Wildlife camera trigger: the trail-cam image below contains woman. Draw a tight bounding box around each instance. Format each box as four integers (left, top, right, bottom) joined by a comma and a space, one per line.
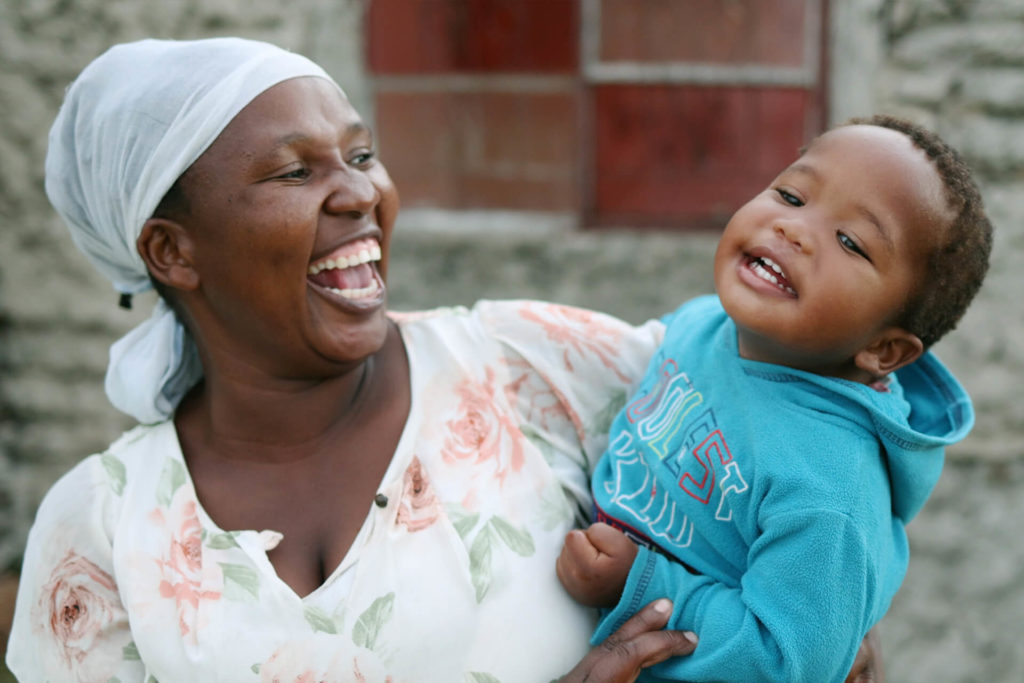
5, 38, 880, 682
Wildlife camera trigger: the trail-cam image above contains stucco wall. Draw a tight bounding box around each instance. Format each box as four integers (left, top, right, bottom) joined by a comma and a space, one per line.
2, 1, 1022, 680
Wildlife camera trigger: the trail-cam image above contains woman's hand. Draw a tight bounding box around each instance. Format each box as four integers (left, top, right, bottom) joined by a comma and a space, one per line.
557, 523, 639, 607
561, 599, 698, 683
844, 628, 885, 682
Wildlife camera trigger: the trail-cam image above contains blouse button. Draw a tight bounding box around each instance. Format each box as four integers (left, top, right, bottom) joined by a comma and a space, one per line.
373, 493, 389, 508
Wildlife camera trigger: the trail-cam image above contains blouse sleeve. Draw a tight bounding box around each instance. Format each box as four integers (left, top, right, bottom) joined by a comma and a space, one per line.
5, 455, 145, 682
476, 300, 664, 519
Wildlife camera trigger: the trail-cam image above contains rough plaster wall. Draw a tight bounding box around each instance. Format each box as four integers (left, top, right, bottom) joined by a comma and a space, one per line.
0, 0, 371, 569
1, 0, 1023, 679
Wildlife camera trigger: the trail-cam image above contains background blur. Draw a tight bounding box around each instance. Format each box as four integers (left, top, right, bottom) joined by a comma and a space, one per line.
1, 1, 1022, 680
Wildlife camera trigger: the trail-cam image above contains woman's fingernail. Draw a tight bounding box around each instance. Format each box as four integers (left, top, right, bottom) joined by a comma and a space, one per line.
653, 599, 672, 614
682, 630, 698, 644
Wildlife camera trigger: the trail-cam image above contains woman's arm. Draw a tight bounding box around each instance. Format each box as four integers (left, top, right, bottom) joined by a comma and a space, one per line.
5, 456, 144, 681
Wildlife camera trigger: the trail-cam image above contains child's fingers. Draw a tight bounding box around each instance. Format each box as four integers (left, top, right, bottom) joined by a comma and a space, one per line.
557, 530, 598, 592
562, 528, 600, 563
584, 522, 635, 556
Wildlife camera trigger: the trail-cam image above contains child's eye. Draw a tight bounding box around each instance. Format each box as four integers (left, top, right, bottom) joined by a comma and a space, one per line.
776, 189, 803, 207
837, 231, 871, 261
350, 150, 376, 167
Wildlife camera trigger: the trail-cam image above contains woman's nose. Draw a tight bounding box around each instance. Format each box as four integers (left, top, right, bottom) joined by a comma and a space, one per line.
324, 168, 379, 217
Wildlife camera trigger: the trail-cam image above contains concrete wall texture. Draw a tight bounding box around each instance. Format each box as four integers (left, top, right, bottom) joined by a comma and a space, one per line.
1, 1, 1022, 680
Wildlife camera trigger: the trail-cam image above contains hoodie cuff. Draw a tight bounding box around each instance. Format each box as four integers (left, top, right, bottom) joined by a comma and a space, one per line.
592, 545, 667, 645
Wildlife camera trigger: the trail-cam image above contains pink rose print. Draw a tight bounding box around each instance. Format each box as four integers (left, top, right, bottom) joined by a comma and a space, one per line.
259, 635, 393, 682
442, 367, 525, 482
154, 498, 222, 642
517, 303, 630, 383
395, 457, 442, 532
34, 550, 127, 679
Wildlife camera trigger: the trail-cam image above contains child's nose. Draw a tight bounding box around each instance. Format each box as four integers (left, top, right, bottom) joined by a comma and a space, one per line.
773, 221, 811, 253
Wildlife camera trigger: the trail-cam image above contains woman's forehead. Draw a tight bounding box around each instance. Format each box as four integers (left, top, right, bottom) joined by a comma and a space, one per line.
211, 77, 358, 152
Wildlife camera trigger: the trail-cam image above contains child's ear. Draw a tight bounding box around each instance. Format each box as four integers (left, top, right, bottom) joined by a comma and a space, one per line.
137, 218, 199, 291
854, 328, 924, 378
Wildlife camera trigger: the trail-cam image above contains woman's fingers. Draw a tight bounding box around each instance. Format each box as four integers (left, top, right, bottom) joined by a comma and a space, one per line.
845, 628, 885, 683
602, 599, 697, 663
561, 599, 698, 682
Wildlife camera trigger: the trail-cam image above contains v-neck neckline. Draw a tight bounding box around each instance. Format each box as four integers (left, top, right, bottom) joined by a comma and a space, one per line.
160, 321, 421, 602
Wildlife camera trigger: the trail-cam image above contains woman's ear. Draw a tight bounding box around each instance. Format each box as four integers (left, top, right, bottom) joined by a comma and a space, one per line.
137, 218, 200, 291
854, 328, 924, 379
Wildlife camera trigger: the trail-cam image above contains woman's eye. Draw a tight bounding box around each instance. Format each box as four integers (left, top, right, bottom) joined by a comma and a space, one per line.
838, 231, 871, 261
276, 167, 309, 180
776, 189, 803, 207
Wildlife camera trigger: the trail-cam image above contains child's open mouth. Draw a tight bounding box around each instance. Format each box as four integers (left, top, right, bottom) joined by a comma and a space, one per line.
745, 255, 797, 296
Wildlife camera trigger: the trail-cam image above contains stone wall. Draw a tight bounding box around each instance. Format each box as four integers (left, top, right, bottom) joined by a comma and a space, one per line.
2, 0, 1023, 680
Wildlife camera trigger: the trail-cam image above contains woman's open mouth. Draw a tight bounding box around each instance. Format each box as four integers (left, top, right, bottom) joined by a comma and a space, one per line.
307, 238, 384, 303
744, 255, 797, 297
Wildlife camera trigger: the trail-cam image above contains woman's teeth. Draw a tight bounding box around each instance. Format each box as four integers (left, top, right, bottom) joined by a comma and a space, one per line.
328, 279, 380, 300
308, 242, 382, 275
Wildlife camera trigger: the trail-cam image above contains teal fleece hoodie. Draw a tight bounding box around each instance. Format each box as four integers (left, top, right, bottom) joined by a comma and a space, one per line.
591, 296, 973, 682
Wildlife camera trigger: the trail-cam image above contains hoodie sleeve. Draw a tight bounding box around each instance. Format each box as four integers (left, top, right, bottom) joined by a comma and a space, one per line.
593, 509, 878, 683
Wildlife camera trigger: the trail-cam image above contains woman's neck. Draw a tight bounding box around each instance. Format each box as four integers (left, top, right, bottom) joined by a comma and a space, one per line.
176, 324, 405, 464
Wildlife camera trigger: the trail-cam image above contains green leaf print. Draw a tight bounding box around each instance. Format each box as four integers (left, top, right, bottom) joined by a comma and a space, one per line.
469, 525, 495, 602
206, 531, 241, 549
250, 663, 261, 674
303, 605, 339, 634
122, 641, 140, 660
352, 592, 396, 651
536, 483, 573, 532
490, 516, 535, 557
587, 388, 628, 439
447, 505, 481, 540
156, 458, 187, 507
466, 673, 503, 683
219, 562, 260, 601
520, 424, 556, 463
101, 454, 127, 496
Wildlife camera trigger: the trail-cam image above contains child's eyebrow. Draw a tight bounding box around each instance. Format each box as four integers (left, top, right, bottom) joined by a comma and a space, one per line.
787, 162, 895, 254
855, 204, 896, 254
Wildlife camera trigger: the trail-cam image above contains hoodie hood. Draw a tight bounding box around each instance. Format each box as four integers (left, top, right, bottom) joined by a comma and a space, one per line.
876, 353, 973, 521
756, 350, 972, 523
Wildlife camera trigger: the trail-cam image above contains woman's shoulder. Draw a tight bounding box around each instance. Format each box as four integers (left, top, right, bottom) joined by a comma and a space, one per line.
32, 422, 176, 526
394, 299, 665, 381
472, 299, 665, 355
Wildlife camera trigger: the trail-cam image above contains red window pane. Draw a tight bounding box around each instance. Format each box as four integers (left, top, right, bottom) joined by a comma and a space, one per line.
600, 0, 808, 66
376, 90, 579, 210
368, 0, 579, 74
591, 85, 811, 229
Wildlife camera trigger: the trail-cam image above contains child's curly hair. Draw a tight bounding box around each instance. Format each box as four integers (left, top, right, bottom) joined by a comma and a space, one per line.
846, 114, 993, 349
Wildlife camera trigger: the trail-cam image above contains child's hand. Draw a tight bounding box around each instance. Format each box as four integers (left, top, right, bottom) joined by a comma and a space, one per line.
557, 522, 639, 608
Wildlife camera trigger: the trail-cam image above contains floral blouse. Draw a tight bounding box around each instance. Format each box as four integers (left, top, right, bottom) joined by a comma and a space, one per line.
7, 301, 664, 683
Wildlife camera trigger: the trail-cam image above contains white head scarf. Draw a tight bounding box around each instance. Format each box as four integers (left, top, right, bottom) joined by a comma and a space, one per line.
46, 37, 342, 423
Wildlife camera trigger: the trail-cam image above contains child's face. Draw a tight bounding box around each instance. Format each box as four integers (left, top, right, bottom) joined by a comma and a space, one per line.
713, 124, 951, 378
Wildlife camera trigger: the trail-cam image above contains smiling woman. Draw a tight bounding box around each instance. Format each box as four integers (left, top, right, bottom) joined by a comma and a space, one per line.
4, 38, 705, 682
140, 76, 399, 385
